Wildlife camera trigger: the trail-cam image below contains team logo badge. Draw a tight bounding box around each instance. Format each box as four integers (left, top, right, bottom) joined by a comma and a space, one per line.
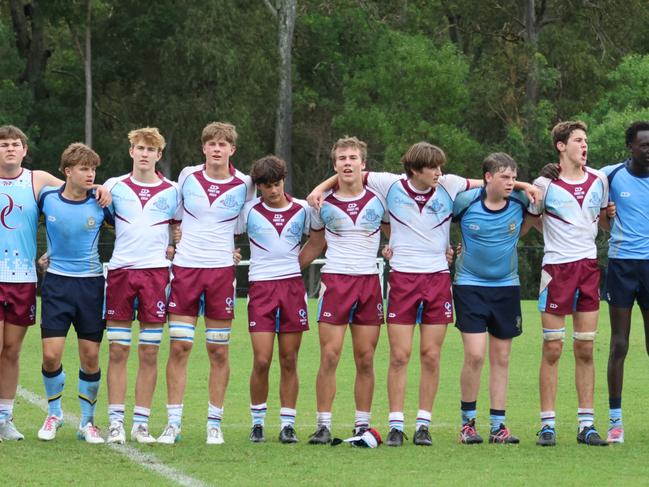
86, 217, 96, 229
156, 300, 166, 316
0, 193, 22, 229
429, 200, 444, 213
509, 222, 517, 234
222, 194, 238, 209
154, 197, 169, 211
249, 321, 257, 327
363, 208, 380, 223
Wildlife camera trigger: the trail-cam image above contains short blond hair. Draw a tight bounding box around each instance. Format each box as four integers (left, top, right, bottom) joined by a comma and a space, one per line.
128, 127, 165, 151
201, 122, 237, 145
59, 143, 100, 172
330, 136, 367, 163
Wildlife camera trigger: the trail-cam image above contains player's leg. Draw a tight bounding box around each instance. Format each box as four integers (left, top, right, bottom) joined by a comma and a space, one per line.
38, 334, 67, 441
249, 331, 274, 443
488, 336, 518, 443
106, 319, 133, 442
459, 331, 486, 444
205, 317, 232, 445
607, 306, 631, 443
538, 311, 564, 443
386, 323, 415, 445
77, 335, 104, 444
164, 313, 196, 432
310, 322, 346, 444
277, 331, 302, 443
350, 324, 380, 433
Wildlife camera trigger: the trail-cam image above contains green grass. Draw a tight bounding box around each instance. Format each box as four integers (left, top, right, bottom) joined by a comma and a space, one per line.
2, 300, 649, 486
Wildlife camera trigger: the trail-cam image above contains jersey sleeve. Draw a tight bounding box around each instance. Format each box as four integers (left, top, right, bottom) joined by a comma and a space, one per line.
103, 177, 120, 193
440, 174, 470, 199
294, 198, 311, 236
452, 187, 480, 218
595, 169, 609, 208
310, 205, 324, 232
237, 200, 254, 236
529, 177, 549, 215
103, 206, 115, 226
365, 172, 401, 198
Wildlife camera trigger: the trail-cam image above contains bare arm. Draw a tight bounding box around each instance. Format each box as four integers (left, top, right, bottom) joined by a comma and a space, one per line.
466, 178, 483, 190
520, 213, 541, 237
306, 175, 338, 209
598, 206, 612, 232
299, 230, 326, 270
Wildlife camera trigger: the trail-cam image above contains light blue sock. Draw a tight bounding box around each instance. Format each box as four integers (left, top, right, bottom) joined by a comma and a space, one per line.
78, 369, 100, 428
43, 366, 65, 418
489, 409, 506, 432
250, 403, 267, 427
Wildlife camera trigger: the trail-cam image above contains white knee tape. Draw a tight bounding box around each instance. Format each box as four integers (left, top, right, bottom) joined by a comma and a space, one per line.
107, 327, 132, 346
543, 328, 565, 342
573, 331, 597, 341
169, 322, 195, 342
206, 327, 231, 345
139, 327, 163, 347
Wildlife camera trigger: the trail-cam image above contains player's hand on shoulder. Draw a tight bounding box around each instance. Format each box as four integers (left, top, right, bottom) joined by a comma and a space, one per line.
606, 201, 616, 219
233, 248, 242, 265
94, 185, 112, 207
37, 253, 49, 273
539, 163, 560, 180
382, 244, 393, 261
306, 189, 324, 210
520, 182, 542, 205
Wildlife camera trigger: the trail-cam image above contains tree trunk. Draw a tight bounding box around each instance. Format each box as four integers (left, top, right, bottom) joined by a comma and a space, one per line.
524, 0, 540, 109
84, 0, 92, 147
274, 0, 297, 194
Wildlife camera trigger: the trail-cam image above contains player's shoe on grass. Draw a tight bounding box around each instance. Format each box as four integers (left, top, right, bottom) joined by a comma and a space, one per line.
307, 425, 332, 445
131, 423, 156, 444
78, 423, 105, 444
413, 426, 433, 446
0, 419, 25, 441
386, 428, 404, 447
38, 415, 63, 441
157, 424, 182, 444
206, 425, 225, 445
607, 426, 624, 444
279, 425, 298, 444
459, 420, 483, 444
536, 425, 556, 446
250, 424, 265, 443
107, 421, 126, 444
577, 426, 608, 446
488, 424, 520, 444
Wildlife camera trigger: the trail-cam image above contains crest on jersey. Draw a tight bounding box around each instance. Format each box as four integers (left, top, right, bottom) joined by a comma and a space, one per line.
154, 197, 169, 211
86, 217, 96, 229
288, 222, 302, 238
222, 194, 238, 209
508, 222, 516, 234
363, 208, 380, 223
428, 200, 444, 213
0, 193, 23, 230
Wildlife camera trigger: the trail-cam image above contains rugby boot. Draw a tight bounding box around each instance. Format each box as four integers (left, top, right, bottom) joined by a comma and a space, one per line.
459, 419, 483, 444
488, 424, 520, 444
249, 424, 265, 443
307, 425, 332, 445
385, 428, 404, 447
577, 425, 608, 446
413, 426, 432, 446
279, 425, 298, 444
536, 425, 556, 446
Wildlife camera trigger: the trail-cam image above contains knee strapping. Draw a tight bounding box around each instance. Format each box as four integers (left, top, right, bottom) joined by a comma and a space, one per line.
139, 327, 163, 347
573, 331, 597, 341
169, 322, 195, 342
107, 327, 132, 346
206, 327, 231, 345
543, 327, 565, 342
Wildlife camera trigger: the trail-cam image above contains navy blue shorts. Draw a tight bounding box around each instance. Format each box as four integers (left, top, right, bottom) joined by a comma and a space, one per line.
606, 259, 649, 310
453, 285, 522, 339
41, 273, 105, 341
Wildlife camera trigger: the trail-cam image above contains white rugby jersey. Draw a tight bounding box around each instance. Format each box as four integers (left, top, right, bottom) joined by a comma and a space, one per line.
238, 196, 309, 281
311, 188, 387, 275
174, 164, 254, 268
366, 172, 469, 273
530, 167, 608, 265
104, 174, 181, 270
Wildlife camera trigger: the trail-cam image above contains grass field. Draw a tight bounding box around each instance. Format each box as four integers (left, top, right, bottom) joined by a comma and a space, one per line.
2, 300, 649, 486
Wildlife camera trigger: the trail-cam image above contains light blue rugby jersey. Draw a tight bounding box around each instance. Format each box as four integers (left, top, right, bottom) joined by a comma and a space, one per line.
601, 160, 649, 259
452, 188, 528, 286
39, 185, 114, 277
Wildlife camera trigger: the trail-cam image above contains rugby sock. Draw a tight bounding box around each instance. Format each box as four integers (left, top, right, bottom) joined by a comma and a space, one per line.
78, 369, 100, 428
133, 406, 151, 426
389, 411, 404, 432
42, 365, 65, 418
167, 404, 183, 427
250, 403, 267, 427
540, 410, 556, 429
461, 401, 477, 425
280, 407, 296, 428
0, 398, 14, 423
108, 404, 125, 424
609, 397, 622, 428
316, 411, 332, 429
577, 408, 594, 431
355, 410, 371, 433
207, 403, 223, 428
489, 409, 506, 432
415, 409, 431, 431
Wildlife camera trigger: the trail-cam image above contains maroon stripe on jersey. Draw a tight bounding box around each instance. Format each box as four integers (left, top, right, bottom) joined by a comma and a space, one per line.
252, 199, 303, 236
432, 214, 452, 229
115, 213, 131, 223
122, 177, 173, 209
152, 219, 172, 226
551, 171, 598, 208
388, 210, 408, 227
324, 189, 379, 224
544, 209, 572, 225
399, 179, 435, 212
192, 170, 246, 206
249, 237, 270, 252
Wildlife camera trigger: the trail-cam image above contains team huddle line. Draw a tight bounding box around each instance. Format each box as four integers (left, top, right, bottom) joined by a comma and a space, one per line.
0, 119, 648, 449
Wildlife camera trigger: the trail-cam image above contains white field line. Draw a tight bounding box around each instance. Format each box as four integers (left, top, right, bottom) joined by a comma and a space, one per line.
17, 386, 211, 487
